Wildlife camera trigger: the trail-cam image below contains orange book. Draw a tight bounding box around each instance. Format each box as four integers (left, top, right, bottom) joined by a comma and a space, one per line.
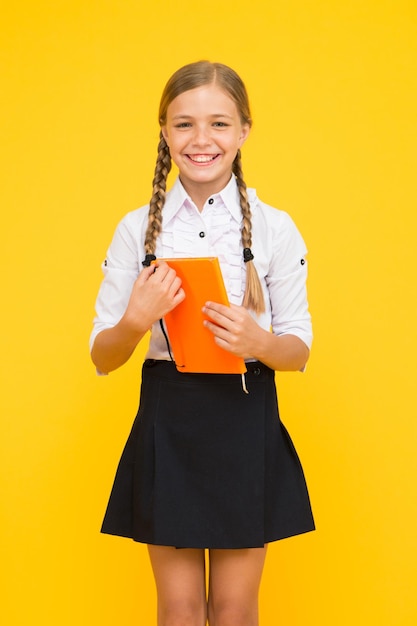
159, 257, 246, 374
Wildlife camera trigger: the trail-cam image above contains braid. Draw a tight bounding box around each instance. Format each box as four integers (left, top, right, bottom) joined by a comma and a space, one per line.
144, 132, 172, 260
233, 150, 265, 315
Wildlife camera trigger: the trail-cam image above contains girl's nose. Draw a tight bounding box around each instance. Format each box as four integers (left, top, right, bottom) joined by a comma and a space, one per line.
192, 126, 211, 146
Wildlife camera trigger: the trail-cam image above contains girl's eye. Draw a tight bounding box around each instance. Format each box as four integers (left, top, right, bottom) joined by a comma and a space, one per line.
175, 122, 192, 128
213, 122, 228, 127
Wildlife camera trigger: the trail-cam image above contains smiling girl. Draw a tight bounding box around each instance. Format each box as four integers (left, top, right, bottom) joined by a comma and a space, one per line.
91, 61, 314, 626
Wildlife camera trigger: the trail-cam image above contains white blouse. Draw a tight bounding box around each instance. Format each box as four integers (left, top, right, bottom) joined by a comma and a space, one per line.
90, 176, 312, 361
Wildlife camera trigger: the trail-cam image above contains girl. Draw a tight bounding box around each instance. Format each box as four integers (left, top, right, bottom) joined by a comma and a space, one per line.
91, 61, 314, 626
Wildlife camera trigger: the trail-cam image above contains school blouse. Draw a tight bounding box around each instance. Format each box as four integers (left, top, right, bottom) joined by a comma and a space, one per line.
90, 176, 312, 361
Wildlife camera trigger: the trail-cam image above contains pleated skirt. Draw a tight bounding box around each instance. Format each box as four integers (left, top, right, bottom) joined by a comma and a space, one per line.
101, 359, 314, 549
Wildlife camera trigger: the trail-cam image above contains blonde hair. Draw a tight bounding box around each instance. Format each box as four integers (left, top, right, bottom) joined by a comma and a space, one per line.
143, 61, 265, 314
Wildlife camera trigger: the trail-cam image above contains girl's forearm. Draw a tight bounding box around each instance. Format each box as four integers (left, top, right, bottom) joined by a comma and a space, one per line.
253, 331, 310, 372
91, 317, 147, 374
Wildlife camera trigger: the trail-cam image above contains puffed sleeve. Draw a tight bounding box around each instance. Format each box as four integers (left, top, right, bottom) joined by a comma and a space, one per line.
266, 211, 312, 350
89, 213, 143, 352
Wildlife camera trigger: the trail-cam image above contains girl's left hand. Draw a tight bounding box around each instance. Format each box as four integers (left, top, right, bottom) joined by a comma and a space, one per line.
202, 301, 264, 360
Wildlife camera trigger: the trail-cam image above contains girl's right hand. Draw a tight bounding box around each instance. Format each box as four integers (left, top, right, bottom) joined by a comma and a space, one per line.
123, 261, 185, 334
91, 261, 185, 374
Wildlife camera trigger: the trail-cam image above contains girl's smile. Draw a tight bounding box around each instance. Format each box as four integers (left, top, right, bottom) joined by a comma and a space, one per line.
186, 154, 220, 164
162, 83, 250, 208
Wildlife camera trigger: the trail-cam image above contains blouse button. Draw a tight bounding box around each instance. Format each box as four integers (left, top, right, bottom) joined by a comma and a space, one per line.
199, 231, 205, 238
253, 367, 261, 376
208, 198, 214, 205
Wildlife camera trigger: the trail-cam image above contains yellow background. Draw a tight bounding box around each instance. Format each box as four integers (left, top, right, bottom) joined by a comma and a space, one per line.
1, 1, 416, 624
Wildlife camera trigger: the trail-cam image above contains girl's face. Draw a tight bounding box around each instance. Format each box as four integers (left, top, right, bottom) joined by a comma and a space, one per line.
162, 83, 250, 203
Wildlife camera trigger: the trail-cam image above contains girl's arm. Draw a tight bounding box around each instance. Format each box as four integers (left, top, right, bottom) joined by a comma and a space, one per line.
91, 262, 185, 374
202, 302, 309, 372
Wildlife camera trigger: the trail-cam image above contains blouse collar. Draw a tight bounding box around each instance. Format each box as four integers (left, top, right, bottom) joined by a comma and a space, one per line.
162, 175, 248, 226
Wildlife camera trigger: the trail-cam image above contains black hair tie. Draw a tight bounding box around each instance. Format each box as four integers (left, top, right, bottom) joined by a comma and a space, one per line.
142, 254, 156, 267
243, 247, 254, 263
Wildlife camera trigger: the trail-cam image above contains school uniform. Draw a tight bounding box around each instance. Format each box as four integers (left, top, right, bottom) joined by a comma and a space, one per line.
91, 176, 315, 549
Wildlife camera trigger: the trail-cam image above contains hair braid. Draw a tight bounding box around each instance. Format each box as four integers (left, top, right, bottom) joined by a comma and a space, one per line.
143, 132, 172, 262
233, 150, 265, 314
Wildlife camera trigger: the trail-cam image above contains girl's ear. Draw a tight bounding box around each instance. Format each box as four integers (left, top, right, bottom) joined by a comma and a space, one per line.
161, 126, 169, 146
238, 123, 250, 147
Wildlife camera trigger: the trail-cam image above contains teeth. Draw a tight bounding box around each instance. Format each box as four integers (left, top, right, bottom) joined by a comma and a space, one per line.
190, 155, 216, 163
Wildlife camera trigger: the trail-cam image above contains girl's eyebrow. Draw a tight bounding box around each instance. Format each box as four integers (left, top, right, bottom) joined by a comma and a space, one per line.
171, 113, 234, 120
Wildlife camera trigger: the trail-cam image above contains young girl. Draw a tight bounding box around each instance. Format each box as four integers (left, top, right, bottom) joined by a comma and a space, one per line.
91, 61, 314, 626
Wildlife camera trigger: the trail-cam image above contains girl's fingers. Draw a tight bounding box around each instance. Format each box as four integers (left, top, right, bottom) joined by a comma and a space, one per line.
203, 302, 234, 324
137, 264, 157, 283
203, 302, 245, 329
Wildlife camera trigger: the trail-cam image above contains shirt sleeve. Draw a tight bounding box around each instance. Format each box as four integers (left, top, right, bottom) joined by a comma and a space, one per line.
89, 215, 142, 352
266, 211, 313, 350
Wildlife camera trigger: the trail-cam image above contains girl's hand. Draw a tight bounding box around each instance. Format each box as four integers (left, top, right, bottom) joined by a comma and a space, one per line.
124, 261, 185, 333
202, 302, 263, 360
202, 301, 310, 371
92, 261, 185, 374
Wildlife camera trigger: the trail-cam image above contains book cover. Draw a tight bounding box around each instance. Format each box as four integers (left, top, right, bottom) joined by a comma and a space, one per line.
159, 257, 246, 374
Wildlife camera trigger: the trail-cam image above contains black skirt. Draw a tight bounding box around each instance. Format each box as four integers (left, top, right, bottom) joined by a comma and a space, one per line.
101, 359, 314, 549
